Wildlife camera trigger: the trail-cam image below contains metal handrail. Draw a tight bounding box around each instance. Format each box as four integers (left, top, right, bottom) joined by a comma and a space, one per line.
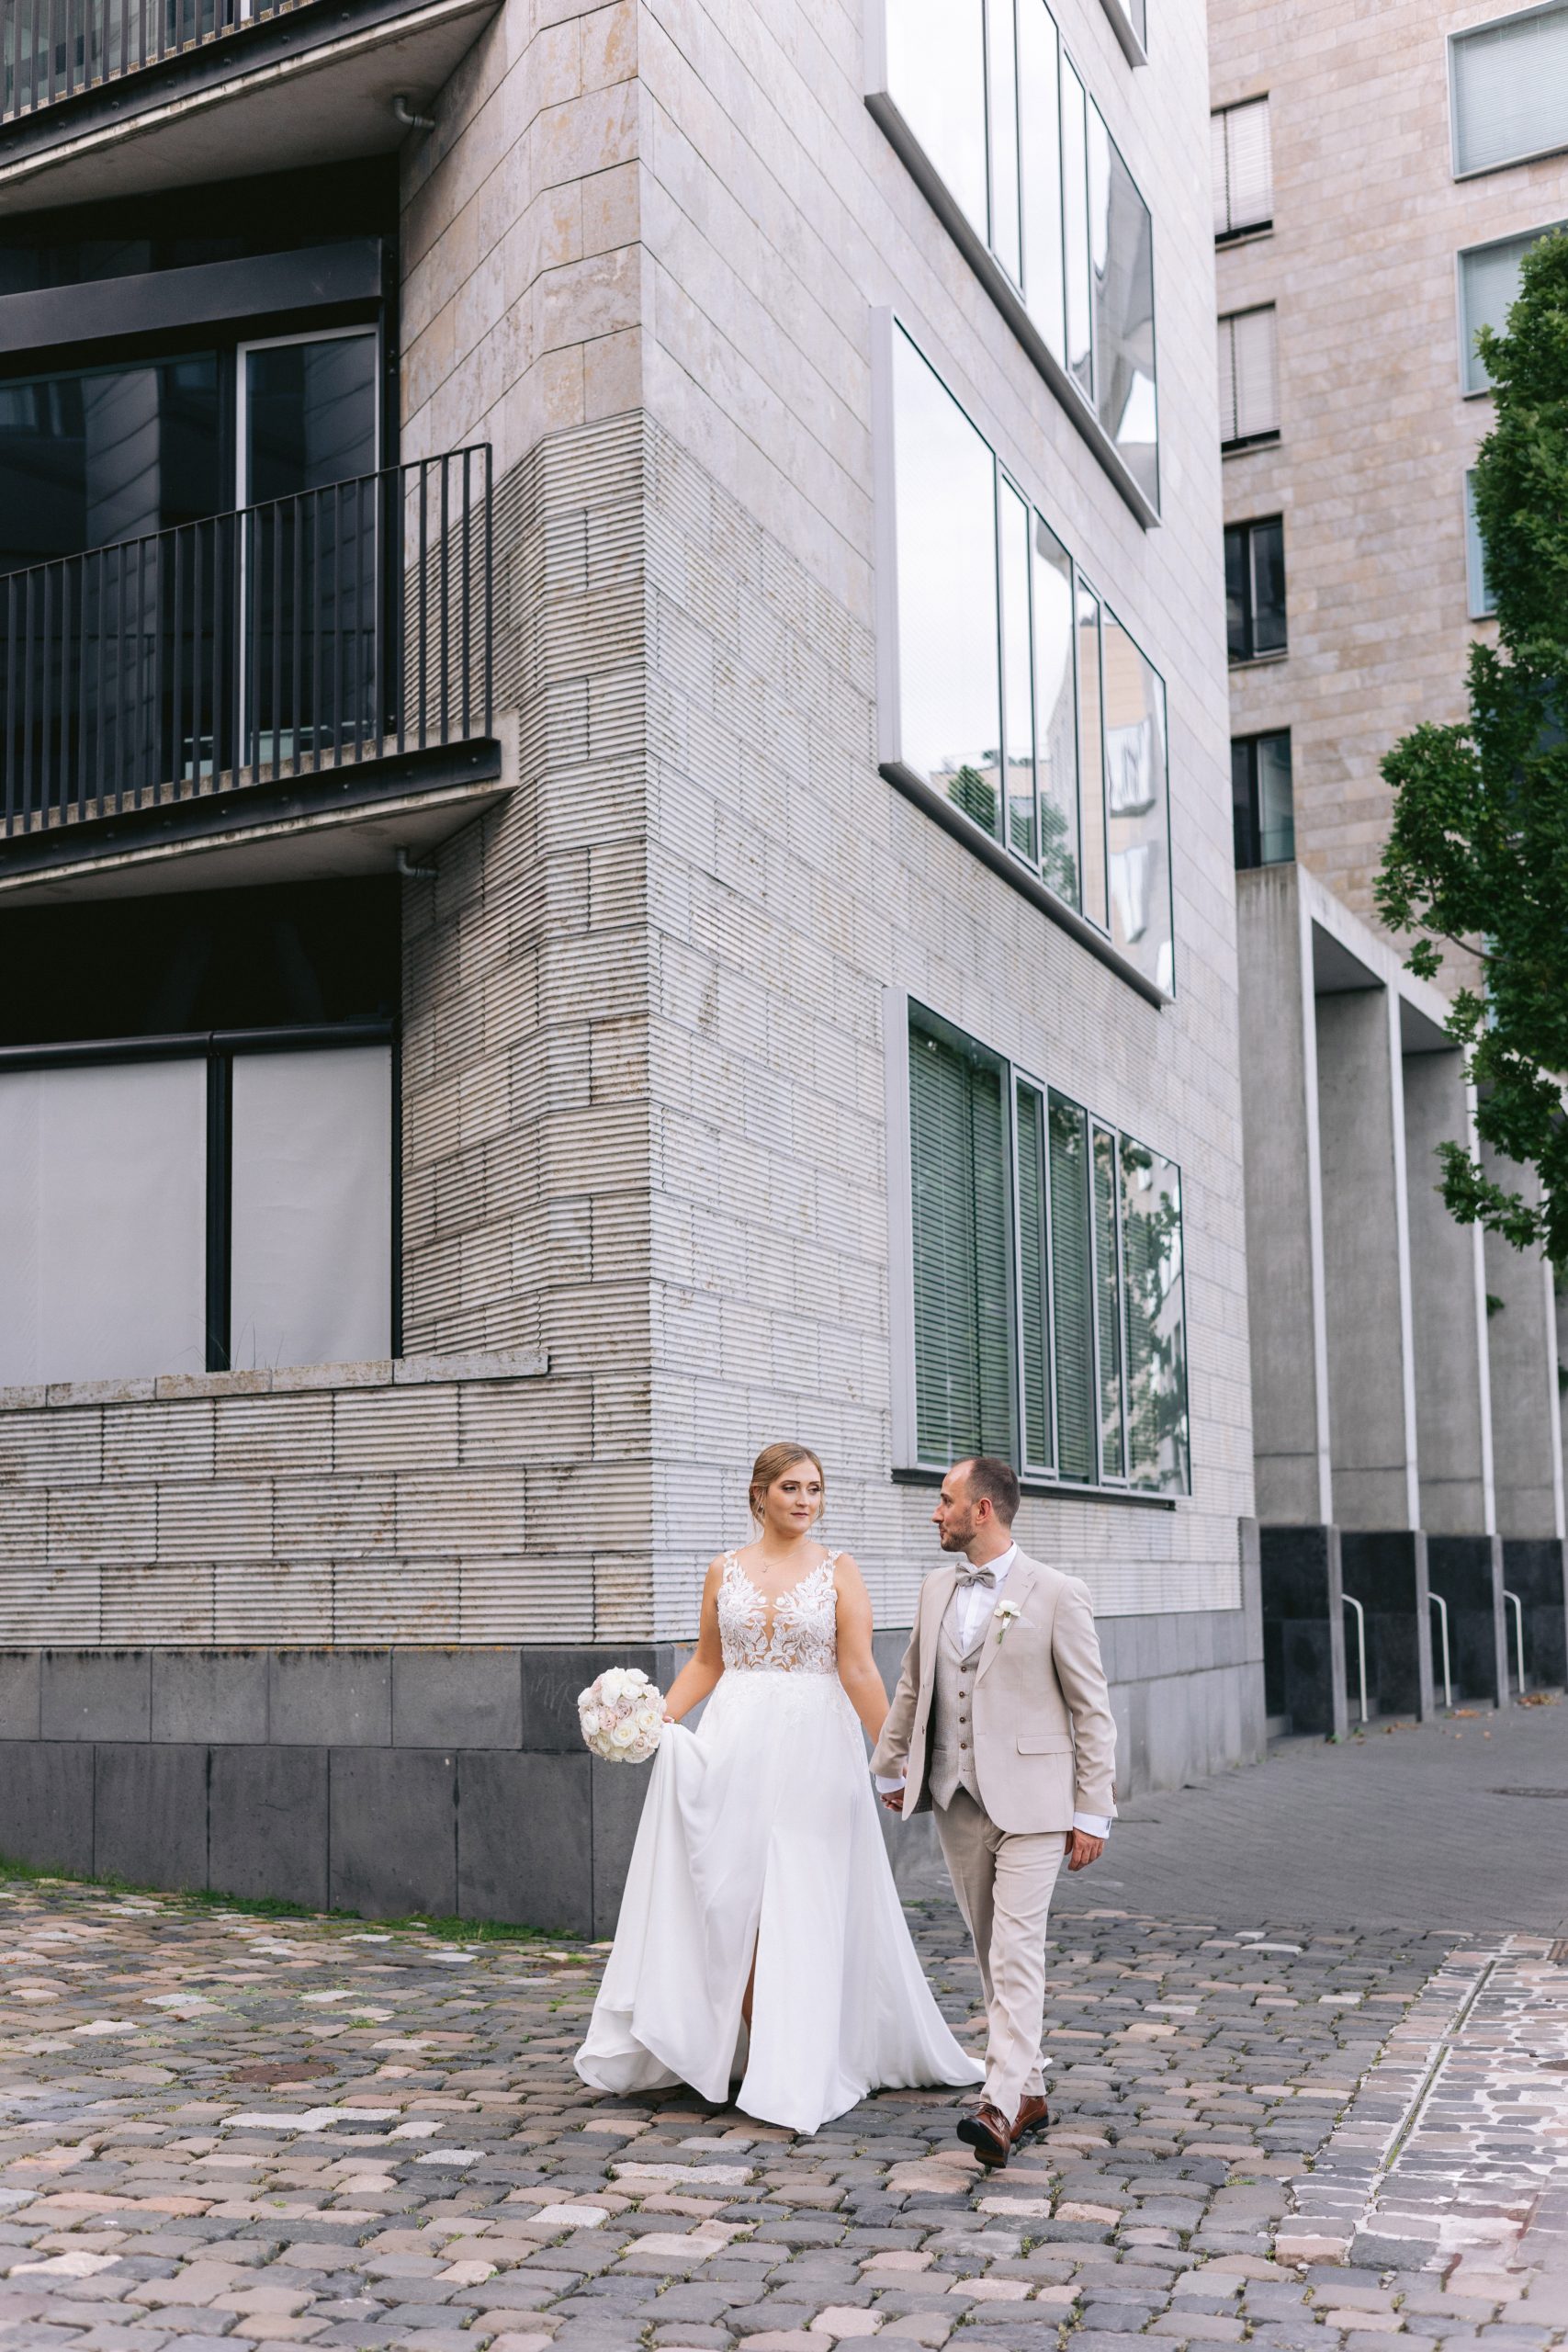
1429, 1590, 1452, 1712
1343, 1593, 1368, 1726
1, 443, 493, 841
1, 0, 306, 124
1504, 1589, 1526, 1697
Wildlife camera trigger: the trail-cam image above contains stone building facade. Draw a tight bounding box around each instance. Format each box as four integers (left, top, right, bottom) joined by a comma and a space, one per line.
1211, 0, 1568, 1724
0, 0, 1258, 1929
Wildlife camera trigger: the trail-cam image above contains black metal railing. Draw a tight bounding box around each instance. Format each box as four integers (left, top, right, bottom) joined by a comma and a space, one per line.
2, 0, 300, 119
1, 445, 492, 842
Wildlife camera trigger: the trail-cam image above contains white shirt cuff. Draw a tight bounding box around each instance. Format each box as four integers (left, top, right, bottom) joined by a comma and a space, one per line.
1072, 1811, 1111, 1838
874, 1773, 907, 1794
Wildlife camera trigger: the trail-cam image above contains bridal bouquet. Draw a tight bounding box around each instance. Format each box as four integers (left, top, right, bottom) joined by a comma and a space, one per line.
578, 1667, 665, 1763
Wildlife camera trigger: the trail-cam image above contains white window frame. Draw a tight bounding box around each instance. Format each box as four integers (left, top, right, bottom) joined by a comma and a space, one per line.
234, 322, 382, 510
886, 984, 1190, 1497
1449, 0, 1568, 179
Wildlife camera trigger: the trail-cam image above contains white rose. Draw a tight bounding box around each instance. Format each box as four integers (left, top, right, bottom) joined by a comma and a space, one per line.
580, 1708, 602, 1737
610, 1721, 638, 1748
600, 1669, 631, 1700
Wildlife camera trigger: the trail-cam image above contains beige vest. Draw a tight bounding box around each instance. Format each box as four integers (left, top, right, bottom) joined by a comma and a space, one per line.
927, 1594, 986, 1811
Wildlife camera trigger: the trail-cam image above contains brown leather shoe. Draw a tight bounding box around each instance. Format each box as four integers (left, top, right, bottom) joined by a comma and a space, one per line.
1010, 2092, 1050, 2145
955, 2099, 1012, 2168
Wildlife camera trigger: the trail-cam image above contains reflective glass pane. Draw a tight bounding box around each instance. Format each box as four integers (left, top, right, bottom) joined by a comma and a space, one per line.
1089, 107, 1158, 503
1017, 0, 1064, 358
1101, 607, 1172, 991
1076, 581, 1108, 927
1000, 477, 1036, 862
891, 329, 1002, 838
1250, 516, 1286, 653
1466, 469, 1495, 618
1032, 512, 1078, 906
243, 334, 378, 503
1120, 1136, 1189, 1493
1256, 730, 1294, 863
1061, 58, 1092, 401
1224, 523, 1249, 662
0, 355, 221, 576
987, 0, 1022, 283
885, 0, 988, 232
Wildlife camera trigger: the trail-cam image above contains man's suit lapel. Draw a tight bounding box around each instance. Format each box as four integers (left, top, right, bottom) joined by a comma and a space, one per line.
976, 1555, 1038, 1683
921, 1566, 960, 1698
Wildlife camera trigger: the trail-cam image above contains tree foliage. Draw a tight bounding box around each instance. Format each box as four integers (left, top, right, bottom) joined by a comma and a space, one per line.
1375, 230, 1568, 1269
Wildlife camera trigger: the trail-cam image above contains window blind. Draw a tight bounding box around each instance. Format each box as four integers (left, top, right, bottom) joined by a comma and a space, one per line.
1092, 1124, 1125, 1480
1048, 1091, 1096, 1482
1016, 1082, 1052, 1472
1218, 306, 1279, 445
1452, 5, 1568, 175
1212, 96, 1272, 237
1459, 227, 1562, 392
1465, 472, 1496, 618
908, 1024, 1014, 1464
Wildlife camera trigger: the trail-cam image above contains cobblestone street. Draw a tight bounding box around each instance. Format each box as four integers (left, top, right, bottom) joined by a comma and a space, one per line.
0, 1710, 1564, 2352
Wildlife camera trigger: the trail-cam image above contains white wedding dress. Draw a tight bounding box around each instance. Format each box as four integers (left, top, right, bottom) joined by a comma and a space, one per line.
574, 1552, 983, 2133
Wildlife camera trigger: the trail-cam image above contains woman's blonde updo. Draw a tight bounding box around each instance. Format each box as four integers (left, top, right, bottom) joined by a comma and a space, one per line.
748, 1442, 826, 1524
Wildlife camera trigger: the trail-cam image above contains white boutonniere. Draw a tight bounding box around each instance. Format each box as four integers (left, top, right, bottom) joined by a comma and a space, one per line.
993, 1598, 1023, 1645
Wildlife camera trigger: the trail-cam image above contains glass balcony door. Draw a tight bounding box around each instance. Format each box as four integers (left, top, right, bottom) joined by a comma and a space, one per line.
235, 327, 379, 771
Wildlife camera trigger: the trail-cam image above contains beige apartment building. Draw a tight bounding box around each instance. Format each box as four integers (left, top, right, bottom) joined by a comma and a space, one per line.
1211, 0, 1568, 1731
0, 0, 1259, 1925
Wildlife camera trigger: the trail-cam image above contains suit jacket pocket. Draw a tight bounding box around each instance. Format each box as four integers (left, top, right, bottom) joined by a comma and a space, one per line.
1017, 1733, 1072, 1755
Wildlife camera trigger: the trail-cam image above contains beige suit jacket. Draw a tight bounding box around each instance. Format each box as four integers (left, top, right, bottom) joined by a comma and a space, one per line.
870, 1551, 1118, 1834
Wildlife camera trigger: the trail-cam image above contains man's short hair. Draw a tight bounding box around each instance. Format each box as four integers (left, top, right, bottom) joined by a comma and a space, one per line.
961, 1454, 1020, 1525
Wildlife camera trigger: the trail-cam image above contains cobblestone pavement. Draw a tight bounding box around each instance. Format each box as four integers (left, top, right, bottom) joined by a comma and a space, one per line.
0, 1802, 1564, 2352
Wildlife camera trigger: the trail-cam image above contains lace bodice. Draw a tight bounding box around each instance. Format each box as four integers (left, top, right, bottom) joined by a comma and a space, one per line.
718, 1553, 839, 1675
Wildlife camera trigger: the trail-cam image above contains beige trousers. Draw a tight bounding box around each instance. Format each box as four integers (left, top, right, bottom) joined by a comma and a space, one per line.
934, 1786, 1066, 2122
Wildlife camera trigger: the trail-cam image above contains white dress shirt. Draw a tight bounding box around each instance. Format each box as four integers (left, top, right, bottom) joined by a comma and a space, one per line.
876, 1543, 1111, 1838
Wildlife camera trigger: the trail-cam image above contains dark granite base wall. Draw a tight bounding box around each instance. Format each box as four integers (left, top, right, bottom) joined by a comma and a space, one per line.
0, 1602, 1267, 1933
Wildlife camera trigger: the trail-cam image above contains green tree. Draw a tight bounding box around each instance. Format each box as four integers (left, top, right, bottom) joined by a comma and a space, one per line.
1375, 229, 1568, 1269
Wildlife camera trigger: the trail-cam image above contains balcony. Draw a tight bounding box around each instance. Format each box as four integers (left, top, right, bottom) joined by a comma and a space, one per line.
0, 0, 498, 209
0, 444, 504, 897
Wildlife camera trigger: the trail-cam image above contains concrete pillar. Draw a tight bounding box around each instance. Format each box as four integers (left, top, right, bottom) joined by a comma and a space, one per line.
1259, 1523, 1348, 1739
1316, 985, 1420, 1531
1340, 1530, 1435, 1721
1235, 866, 1332, 1526
1426, 1532, 1506, 1709
1402, 1050, 1495, 1536
1483, 1152, 1566, 1543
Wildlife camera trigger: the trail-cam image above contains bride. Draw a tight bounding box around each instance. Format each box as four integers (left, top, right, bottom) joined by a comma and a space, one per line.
575, 1442, 982, 2134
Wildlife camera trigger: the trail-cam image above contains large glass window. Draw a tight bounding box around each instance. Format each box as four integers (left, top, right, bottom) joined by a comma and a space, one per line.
1232, 731, 1294, 869
905, 1003, 1191, 1494
1224, 515, 1287, 661
1212, 96, 1272, 239
877, 0, 1159, 505
1101, 610, 1172, 990
1451, 5, 1568, 176
0, 356, 223, 576
889, 332, 1002, 840
0, 879, 398, 1386
908, 1022, 1015, 1464
886, 322, 1175, 991
1218, 306, 1280, 447
1458, 225, 1564, 392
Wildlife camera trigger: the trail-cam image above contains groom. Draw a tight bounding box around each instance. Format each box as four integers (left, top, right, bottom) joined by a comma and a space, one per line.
871, 1455, 1117, 2169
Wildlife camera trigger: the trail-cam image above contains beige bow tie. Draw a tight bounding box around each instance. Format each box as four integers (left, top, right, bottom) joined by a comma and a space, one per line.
953, 1565, 998, 1589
